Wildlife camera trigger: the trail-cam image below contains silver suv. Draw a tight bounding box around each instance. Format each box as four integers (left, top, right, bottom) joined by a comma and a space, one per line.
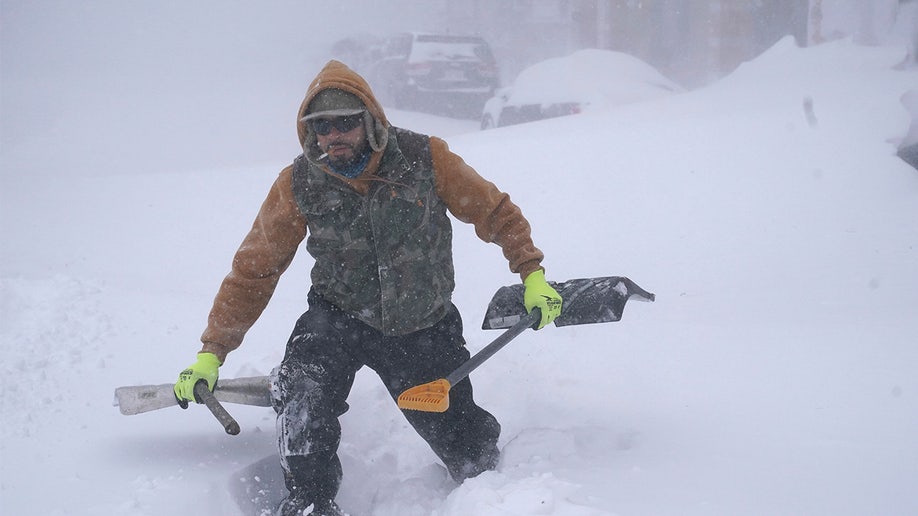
367, 32, 500, 118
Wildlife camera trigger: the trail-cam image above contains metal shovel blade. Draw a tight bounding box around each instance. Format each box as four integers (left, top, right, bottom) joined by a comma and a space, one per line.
482, 276, 655, 330
114, 375, 272, 415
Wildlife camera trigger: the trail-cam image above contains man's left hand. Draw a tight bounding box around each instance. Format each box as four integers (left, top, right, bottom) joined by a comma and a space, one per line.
523, 270, 563, 329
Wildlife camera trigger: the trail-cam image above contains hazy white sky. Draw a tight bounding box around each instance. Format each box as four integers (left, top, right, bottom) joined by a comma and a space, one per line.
1, 1, 441, 177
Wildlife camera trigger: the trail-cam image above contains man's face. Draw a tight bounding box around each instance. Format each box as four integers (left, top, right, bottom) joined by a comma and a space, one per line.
312, 114, 369, 168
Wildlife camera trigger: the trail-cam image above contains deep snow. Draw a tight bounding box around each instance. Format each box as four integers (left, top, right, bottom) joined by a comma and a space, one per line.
3, 36, 918, 515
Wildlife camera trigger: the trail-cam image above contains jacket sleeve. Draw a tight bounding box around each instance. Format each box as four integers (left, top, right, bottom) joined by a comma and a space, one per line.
200, 166, 307, 362
430, 136, 544, 282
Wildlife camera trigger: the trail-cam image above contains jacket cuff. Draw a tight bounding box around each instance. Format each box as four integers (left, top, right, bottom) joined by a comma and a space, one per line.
517, 261, 543, 283
199, 342, 231, 364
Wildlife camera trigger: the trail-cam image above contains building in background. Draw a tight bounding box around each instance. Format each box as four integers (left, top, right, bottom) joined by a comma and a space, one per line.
440, 0, 914, 88
442, 0, 810, 87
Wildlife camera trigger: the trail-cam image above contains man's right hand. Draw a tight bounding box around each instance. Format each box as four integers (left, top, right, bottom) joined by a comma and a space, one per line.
173, 352, 221, 409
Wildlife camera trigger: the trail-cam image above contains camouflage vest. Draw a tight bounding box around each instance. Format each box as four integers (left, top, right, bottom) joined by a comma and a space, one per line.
291, 128, 455, 335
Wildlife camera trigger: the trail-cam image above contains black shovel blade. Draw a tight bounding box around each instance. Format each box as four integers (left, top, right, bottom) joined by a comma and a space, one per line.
482, 276, 655, 330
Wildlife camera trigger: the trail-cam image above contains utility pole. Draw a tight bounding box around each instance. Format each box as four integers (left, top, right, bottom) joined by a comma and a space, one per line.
597, 0, 612, 50
809, 0, 824, 44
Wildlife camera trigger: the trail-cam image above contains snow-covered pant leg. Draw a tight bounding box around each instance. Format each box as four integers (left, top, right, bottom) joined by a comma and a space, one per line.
271, 295, 362, 504
364, 304, 502, 483
398, 371, 501, 482
272, 290, 500, 500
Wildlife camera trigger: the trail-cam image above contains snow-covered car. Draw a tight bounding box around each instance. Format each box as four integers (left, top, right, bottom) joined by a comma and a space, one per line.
481, 49, 682, 129
367, 32, 500, 118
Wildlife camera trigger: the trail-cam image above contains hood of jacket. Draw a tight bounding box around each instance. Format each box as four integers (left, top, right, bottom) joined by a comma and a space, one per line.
297, 60, 390, 167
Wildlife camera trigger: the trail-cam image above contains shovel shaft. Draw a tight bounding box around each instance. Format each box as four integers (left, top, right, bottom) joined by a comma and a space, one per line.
194, 381, 241, 435
446, 309, 540, 386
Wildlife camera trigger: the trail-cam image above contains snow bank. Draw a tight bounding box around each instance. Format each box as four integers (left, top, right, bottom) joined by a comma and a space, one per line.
2, 37, 917, 516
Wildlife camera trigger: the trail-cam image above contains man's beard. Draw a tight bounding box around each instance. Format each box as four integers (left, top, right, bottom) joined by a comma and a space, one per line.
328, 152, 356, 169
325, 142, 367, 168
323, 142, 371, 178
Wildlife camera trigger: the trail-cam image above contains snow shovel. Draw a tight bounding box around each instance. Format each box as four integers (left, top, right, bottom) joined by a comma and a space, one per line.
397, 276, 654, 413
114, 375, 272, 434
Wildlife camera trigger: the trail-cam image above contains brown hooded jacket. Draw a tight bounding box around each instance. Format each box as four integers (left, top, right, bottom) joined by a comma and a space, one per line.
199, 60, 544, 362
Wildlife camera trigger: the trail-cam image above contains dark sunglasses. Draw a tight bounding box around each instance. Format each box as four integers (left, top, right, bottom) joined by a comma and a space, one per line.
310, 115, 364, 136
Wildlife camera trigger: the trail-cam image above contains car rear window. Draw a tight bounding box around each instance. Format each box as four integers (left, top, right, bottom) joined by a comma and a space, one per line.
411, 35, 494, 63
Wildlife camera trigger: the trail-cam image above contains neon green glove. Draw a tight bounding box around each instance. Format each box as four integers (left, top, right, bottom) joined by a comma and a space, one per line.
523, 269, 563, 329
173, 352, 221, 409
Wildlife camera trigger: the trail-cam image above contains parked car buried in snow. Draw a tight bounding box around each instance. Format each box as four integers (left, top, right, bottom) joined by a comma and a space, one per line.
481, 49, 682, 129
367, 32, 500, 118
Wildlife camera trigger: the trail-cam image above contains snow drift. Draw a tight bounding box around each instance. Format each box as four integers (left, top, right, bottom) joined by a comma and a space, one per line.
2, 37, 918, 515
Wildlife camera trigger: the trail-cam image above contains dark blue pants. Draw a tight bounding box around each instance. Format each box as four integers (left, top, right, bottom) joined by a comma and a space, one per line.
272, 289, 500, 503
